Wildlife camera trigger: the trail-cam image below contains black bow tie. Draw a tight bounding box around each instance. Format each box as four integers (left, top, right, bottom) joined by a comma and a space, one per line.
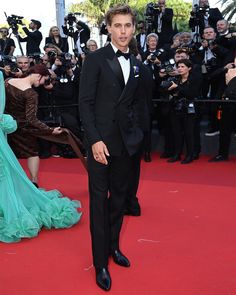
116, 50, 131, 60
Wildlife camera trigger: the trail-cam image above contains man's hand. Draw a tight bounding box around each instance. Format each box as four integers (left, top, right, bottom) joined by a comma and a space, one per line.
168, 81, 178, 91
226, 67, 236, 85
92, 141, 110, 165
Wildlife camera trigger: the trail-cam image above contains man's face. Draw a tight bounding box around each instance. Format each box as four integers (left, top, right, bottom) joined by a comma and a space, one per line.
147, 37, 158, 50
87, 41, 97, 52
138, 22, 145, 33
107, 14, 135, 51
158, 0, 165, 8
217, 21, 228, 34
17, 58, 30, 72
199, 0, 209, 7
0, 29, 8, 37
174, 52, 189, 62
181, 33, 191, 45
203, 28, 216, 40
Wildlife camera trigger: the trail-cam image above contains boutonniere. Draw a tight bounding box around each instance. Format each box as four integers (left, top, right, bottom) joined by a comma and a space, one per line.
133, 65, 140, 78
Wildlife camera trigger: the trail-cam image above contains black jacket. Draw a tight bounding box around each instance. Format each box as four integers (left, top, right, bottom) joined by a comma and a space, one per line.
79, 44, 150, 156
19, 27, 42, 55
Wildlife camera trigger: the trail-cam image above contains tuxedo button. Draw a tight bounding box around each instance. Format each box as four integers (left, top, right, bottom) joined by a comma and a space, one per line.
112, 119, 116, 123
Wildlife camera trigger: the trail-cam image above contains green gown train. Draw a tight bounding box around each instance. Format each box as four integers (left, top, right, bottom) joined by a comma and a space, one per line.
0, 72, 81, 243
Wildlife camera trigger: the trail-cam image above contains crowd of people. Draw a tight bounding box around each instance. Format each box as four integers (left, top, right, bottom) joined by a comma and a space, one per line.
1, 2, 236, 291
1, 0, 236, 166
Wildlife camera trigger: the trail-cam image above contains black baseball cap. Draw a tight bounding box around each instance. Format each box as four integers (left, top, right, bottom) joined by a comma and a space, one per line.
31, 19, 41, 29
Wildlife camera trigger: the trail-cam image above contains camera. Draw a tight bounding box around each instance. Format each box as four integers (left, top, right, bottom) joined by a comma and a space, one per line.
160, 76, 179, 90
5, 13, 23, 34
65, 13, 77, 27
55, 53, 73, 83
145, 2, 161, 31
207, 39, 217, 47
160, 59, 175, 73
28, 53, 44, 65
149, 48, 164, 62
0, 54, 18, 72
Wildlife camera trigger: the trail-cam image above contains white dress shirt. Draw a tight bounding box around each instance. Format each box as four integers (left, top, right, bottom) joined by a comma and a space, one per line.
111, 43, 130, 85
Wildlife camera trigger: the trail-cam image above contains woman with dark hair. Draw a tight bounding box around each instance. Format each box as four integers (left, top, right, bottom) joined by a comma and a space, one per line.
45, 26, 69, 53
5, 64, 62, 186
0, 71, 81, 243
167, 59, 202, 164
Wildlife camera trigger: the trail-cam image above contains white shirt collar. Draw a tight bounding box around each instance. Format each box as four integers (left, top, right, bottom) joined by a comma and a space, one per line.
111, 42, 129, 54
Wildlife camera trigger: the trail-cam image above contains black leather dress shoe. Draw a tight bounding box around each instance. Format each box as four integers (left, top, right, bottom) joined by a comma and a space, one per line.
181, 156, 193, 164
208, 155, 228, 162
192, 153, 199, 160
111, 250, 130, 267
144, 152, 151, 162
95, 267, 111, 291
167, 155, 181, 163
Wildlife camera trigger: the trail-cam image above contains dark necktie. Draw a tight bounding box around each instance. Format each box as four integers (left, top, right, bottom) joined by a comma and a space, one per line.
116, 50, 131, 60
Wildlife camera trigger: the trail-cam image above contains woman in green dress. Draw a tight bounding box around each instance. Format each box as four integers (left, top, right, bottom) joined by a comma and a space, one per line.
0, 70, 81, 243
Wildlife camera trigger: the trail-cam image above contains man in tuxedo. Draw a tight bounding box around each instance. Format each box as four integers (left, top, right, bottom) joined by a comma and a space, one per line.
136, 20, 147, 56
152, 0, 174, 47
189, 0, 222, 37
62, 19, 90, 55
18, 19, 42, 55
79, 4, 149, 291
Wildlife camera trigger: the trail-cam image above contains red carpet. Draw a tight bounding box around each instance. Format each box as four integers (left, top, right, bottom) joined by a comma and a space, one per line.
1, 154, 236, 295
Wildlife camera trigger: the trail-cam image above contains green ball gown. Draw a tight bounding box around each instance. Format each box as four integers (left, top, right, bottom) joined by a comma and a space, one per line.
0, 72, 81, 243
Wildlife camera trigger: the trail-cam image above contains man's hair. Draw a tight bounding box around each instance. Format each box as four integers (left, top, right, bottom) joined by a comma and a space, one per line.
16, 55, 29, 62
147, 33, 159, 43
105, 4, 136, 26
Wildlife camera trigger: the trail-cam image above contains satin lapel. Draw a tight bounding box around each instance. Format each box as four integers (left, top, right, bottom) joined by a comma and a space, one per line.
117, 55, 139, 103
106, 52, 125, 90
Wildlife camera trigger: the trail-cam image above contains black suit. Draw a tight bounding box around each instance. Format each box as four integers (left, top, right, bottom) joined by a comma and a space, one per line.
79, 44, 147, 268
45, 36, 69, 53
62, 21, 90, 49
153, 8, 174, 46
19, 27, 42, 55
189, 8, 223, 37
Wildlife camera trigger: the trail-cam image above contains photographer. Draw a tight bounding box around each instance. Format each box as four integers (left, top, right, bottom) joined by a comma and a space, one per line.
62, 16, 90, 56
146, 0, 174, 47
143, 33, 167, 161
209, 58, 236, 162
166, 59, 202, 164
45, 26, 69, 53
18, 19, 43, 55
192, 26, 230, 136
0, 27, 15, 55
216, 19, 236, 59
135, 20, 147, 55
189, 0, 222, 37
49, 53, 82, 157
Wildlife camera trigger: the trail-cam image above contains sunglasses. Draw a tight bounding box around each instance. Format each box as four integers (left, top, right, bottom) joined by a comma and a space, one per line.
0, 31, 8, 33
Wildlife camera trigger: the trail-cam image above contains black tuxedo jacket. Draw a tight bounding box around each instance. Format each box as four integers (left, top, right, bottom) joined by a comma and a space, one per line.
62, 21, 90, 48
19, 28, 42, 55
189, 8, 223, 36
79, 44, 149, 156
153, 8, 174, 46
45, 36, 69, 53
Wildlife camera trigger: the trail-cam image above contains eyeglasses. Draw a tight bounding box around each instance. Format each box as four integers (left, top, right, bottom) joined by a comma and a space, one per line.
88, 44, 96, 47
0, 31, 8, 33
